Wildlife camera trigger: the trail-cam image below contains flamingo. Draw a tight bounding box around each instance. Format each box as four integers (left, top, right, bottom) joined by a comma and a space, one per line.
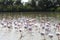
48, 33, 53, 40
56, 32, 60, 40
40, 32, 46, 40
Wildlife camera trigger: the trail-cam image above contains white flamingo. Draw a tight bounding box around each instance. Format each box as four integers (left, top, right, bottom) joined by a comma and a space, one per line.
56, 32, 60, 40
48, 33, 53, 40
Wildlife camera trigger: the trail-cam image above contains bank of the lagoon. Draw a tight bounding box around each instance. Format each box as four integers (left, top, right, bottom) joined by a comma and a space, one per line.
0, 12, 60, 17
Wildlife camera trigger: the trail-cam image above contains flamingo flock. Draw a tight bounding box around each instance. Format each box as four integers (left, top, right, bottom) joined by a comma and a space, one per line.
0, 16, 60, 40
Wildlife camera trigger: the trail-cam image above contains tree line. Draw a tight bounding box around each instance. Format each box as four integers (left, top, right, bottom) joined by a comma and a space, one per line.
0, 0, 60, 12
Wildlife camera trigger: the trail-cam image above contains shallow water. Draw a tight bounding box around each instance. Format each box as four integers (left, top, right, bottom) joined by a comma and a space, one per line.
0, 12, 60, 40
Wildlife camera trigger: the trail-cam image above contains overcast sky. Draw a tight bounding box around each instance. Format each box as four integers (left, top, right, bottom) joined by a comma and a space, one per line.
21, 0, 28, 2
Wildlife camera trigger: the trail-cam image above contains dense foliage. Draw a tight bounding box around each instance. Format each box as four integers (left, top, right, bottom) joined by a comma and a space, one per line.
0, 0, 60, 12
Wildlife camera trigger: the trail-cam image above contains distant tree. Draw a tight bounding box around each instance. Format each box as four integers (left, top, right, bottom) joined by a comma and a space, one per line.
38, 0, 58, 11
38, 0, 46, 10
31, 0, 36, 7
0, 0, 5, 5
3, 0, 13, 5
45, 1, 52, 8
8, 0, 13, 5
57, 0, 60, 5
14, 0, 21, 5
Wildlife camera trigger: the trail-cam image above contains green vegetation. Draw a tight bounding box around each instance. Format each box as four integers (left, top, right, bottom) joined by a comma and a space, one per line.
0, 0, 60, 12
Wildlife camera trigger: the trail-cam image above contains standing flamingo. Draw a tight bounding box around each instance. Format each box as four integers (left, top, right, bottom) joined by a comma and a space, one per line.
56, 32, 60, 40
